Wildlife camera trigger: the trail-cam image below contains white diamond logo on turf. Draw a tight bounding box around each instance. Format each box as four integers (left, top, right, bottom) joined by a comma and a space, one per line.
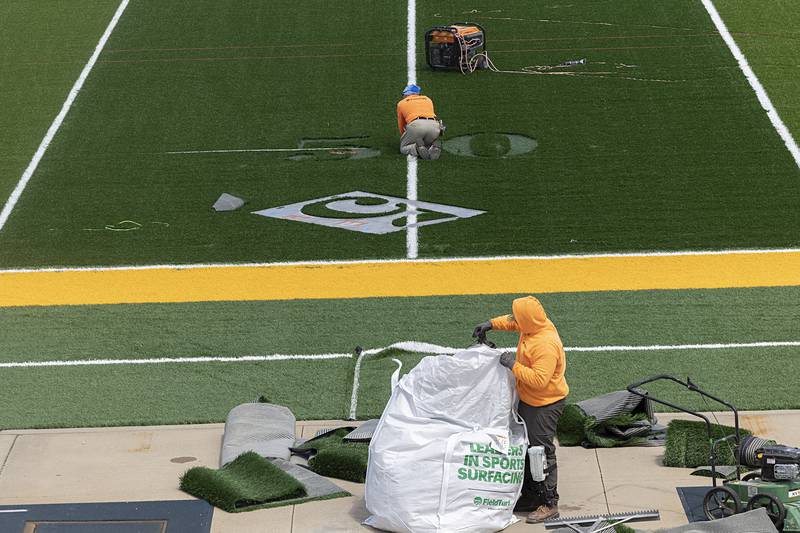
252, 191, 485, 234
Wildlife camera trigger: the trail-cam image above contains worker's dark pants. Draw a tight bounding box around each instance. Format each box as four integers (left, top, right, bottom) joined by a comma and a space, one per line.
518, 397, 566, 507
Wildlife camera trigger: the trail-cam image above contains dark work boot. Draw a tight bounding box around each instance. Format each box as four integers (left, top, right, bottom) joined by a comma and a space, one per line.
526, 503, 559, 523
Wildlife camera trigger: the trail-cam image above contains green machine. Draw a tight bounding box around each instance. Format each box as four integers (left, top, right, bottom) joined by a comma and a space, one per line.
704, 445, 800, 532
627, 375, 800, 532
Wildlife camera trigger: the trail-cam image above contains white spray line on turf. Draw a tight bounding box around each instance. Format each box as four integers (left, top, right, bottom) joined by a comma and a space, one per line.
0, 0, 130, 234
405, 0, 418, 259
166, 147, 363, 155
4, 247, 800, 274
701, 0, 800, 170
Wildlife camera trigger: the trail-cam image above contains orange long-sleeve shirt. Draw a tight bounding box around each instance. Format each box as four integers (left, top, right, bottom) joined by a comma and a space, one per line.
397, 94, 436, 134
490, 296, 569, 407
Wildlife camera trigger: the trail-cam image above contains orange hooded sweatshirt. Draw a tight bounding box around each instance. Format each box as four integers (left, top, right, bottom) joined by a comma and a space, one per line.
490, 296, 569, 407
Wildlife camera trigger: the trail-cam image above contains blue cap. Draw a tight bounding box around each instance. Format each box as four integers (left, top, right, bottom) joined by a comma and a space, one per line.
402, 84, 421, 96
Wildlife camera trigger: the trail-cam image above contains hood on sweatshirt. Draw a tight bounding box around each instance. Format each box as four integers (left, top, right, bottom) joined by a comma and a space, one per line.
511, 296, 548, 334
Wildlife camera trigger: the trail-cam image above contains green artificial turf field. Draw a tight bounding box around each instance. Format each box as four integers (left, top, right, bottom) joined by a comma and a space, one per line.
1, 1, 800, 431
0, 0, 121, 204
714, 0, 800, 138
1, 286, 798, 429
0, 0, 798, 267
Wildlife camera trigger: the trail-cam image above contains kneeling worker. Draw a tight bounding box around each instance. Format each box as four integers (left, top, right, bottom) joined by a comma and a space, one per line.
473, 296, 569, 523
397, 84, 443, 160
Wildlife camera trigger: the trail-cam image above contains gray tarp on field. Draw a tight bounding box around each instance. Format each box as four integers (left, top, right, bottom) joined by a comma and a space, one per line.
220, 403, 296, 465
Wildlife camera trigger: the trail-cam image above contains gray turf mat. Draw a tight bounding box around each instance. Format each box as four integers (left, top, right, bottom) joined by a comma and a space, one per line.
220, 403, 296, 465
270, 458, 351, 500
344, 419, 379, 442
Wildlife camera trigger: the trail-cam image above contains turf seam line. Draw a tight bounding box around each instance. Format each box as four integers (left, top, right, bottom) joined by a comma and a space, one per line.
405, 0, 418, 259
166, 146, 364, 155
0, 0, 130, 234
701, 0, 800, 170
4, 247, 800, 274
2, 340, 798, 370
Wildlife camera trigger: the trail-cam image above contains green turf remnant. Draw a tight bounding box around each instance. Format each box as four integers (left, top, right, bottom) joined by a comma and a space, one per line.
663, 420, 751, 468
180, 451, 305, 512
556, 404, 588, 446
309, 447, 369, 483
297, 428, 369, 483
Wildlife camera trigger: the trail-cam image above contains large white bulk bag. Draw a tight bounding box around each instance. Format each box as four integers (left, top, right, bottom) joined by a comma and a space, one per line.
364, 344, 527, 533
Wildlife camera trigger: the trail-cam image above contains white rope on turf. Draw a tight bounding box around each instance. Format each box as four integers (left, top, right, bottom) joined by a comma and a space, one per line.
700, 0, 800, 170
0, 0, 130, 233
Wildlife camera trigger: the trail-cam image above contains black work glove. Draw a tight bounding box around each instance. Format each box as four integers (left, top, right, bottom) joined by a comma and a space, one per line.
472, 321, 492, 339
499, 351, 516, 369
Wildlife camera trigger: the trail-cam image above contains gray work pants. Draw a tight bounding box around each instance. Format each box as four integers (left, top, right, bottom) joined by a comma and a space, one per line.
518, 398, 566, 507
400, 119, 441, 160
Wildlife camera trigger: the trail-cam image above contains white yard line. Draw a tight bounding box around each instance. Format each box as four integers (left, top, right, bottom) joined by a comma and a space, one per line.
0, 0, 130, 233
0, 352, 352, 369
166, 147, 363, 154
2, 246, 800, 274
701, 0, 800, 169
3, 339, 796, 420
406, 0, 418, 259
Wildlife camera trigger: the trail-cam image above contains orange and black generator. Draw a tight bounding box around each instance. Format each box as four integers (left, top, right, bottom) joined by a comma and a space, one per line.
425, 22, 487, 71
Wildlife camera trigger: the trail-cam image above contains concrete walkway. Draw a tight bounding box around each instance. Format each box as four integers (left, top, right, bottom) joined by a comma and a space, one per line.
1, 410, 798, 532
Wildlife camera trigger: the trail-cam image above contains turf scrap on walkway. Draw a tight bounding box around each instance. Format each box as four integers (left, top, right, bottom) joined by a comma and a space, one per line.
296, 427, 369, 483
557, 390, 662, 447
180, 451, 349, 512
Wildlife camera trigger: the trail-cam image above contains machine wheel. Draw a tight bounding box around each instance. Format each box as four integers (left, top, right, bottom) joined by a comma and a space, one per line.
747, 493, 785, 531
741, 471, 761, 481
703, 486, 741, 520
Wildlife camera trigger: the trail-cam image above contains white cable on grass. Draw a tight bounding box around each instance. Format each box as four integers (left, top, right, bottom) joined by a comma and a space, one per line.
700, 0, 800, 170
0, 0, 130, 233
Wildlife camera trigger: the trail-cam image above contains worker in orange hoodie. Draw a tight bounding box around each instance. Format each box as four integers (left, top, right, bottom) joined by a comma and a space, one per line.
397, 84, 443, 160
473, 296, 569, 524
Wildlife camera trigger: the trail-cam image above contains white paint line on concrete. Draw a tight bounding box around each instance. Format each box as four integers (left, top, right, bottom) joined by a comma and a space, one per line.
0, 0, 130, 233
701, 0, 800, 169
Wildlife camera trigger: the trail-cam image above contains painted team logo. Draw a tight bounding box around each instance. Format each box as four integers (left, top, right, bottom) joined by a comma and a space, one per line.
252, 191, 485, 234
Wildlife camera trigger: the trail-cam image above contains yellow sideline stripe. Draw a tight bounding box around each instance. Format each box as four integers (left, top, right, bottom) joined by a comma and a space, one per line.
2, 252, 800, 307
